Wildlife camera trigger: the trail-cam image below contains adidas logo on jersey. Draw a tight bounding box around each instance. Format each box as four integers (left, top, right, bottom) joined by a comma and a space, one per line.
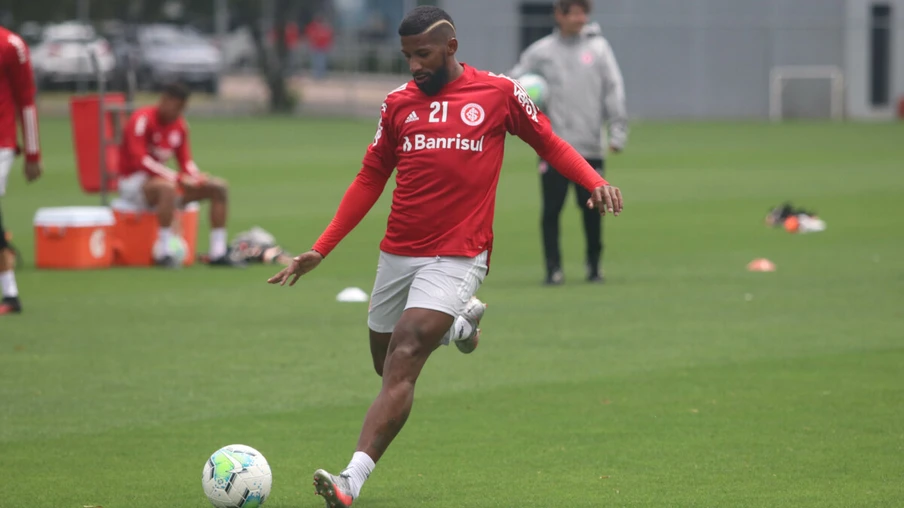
402, 134, 485, 153
404, 111, 420, 123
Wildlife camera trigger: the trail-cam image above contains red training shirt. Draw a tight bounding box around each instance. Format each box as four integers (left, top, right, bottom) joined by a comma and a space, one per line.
312, 63, 608, 263
119, 106, 201, 183
0, 27, 40, 163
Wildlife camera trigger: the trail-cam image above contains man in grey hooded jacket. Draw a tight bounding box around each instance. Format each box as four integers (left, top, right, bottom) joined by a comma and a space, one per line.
510, 0, 627, 285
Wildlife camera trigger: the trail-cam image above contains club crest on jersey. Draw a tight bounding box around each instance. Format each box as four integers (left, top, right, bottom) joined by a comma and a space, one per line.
168, 131, 182, 147
402, 134, 485, 153
460, 103, 485, 127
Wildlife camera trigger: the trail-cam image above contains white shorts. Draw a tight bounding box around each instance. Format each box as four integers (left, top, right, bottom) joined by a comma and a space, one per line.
118, 172, 150, 209
367, 250, 489, 334
0, 148, 15, 197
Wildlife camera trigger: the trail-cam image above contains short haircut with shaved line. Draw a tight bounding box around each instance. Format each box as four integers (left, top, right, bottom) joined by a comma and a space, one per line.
398, 6, 456, 39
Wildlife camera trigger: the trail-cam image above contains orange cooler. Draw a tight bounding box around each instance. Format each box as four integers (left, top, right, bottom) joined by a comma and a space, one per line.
110, 198, 199, 267
33, 207, 115, 269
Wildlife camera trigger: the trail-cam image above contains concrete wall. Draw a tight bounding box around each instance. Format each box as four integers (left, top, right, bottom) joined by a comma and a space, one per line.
445, 0, 902, 120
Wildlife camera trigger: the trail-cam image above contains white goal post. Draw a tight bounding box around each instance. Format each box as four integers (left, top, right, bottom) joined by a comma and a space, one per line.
769, 65, 845, 121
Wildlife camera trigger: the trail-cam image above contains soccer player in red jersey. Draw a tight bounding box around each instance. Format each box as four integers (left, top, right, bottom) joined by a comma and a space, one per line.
0, 26, 42, 316
268, 7, 623, 506
119, 83, 243, 267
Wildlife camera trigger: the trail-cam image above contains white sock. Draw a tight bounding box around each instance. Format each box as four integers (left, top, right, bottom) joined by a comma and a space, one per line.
209, 228, 227, 259
442, 315, 474, 345
0, 270, 18, 298
154, 228, 173, 259
340, 451, 375, 499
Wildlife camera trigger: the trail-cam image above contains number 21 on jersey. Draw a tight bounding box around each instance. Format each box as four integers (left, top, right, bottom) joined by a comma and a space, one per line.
429, 101, 448, 123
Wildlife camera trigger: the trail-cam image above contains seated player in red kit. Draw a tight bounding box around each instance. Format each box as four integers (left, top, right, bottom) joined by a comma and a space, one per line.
268, 6, 624, 507
118, 83, 243, 267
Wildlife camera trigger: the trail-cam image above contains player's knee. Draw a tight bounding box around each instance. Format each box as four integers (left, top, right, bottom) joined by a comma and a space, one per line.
386, 323, 431, 374
148, 179, 178, 200
209, 178, 228, 202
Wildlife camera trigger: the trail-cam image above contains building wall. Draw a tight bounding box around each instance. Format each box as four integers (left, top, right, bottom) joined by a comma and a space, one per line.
446, 0, 900, 119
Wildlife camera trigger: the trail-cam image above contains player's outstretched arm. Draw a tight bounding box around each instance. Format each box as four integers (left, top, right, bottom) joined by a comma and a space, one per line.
6, 32, 42, 182
268, 98, 398, 288
502, 78, 624, 216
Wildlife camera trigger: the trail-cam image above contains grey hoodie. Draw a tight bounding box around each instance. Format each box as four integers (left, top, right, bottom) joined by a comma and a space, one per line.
509, 22, 628, 159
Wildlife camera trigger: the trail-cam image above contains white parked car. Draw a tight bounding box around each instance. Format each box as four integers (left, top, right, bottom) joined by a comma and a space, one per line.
30, 22, 117, 89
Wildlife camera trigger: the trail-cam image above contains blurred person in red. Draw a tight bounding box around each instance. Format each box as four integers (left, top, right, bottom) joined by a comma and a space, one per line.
0, 26, 42, 316
305, 14, 334, 80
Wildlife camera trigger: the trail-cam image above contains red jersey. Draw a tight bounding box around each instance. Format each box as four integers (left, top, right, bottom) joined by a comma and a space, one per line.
0, 27, 40, 162
119, 106, 201, 182
312, 64, 607, 262
304, 21, 334, 51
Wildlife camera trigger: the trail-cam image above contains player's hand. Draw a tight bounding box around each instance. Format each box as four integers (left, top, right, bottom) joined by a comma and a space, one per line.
267, 250, 324, 286
180, 174, 205, 189
23, 161, 42, 183
586, 185, 623, 216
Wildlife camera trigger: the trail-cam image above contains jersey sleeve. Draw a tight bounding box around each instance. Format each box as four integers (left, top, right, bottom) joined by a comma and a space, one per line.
311, 100, 397, 257
5, 33, 40, 163
500, 77, 608, 192
123, 112, 178, 181
175, 123, 201, 177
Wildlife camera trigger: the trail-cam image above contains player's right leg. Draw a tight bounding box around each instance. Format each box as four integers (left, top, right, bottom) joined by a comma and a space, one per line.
315, 307, 453, 507
0, 149, 20, 315
137, 175, 180, 267
540, 159, 570, 285
366, 251, 424, 377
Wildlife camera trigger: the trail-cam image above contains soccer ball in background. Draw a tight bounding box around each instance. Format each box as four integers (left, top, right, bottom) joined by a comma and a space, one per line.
517, 73, 548, 111
152, 234, 189, 266
166, 235, 189, 265
202, 444, 272, 508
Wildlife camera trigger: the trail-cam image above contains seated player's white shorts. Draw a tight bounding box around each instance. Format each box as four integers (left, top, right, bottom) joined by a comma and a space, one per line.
0, 148, 15, 197
118, 172, 150, 209
367, 250, 489, 334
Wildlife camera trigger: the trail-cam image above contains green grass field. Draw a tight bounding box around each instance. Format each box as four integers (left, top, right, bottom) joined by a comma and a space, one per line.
2, 117, 903, 507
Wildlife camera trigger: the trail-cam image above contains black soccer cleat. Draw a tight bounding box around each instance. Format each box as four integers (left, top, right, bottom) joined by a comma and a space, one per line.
207, 251, 247, 268
0, 296, 22, 315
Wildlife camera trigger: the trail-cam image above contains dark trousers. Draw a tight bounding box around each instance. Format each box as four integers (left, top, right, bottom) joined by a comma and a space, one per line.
540, 157, 605, 276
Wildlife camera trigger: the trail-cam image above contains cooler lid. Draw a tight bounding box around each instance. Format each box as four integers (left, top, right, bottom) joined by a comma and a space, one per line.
33, 206, 115, 227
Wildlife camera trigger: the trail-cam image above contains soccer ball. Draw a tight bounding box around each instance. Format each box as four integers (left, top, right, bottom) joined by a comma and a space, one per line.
165, 235, 188, 265
202, 444, 272, 508
517, 73, 548, 110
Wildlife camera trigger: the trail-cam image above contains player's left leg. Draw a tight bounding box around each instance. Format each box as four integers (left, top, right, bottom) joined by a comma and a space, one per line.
314, 252, 488, 507
0, 204, 21, 315
0, 149, 21, 315
575, 158, 605, 283
181, 176, 241, 267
